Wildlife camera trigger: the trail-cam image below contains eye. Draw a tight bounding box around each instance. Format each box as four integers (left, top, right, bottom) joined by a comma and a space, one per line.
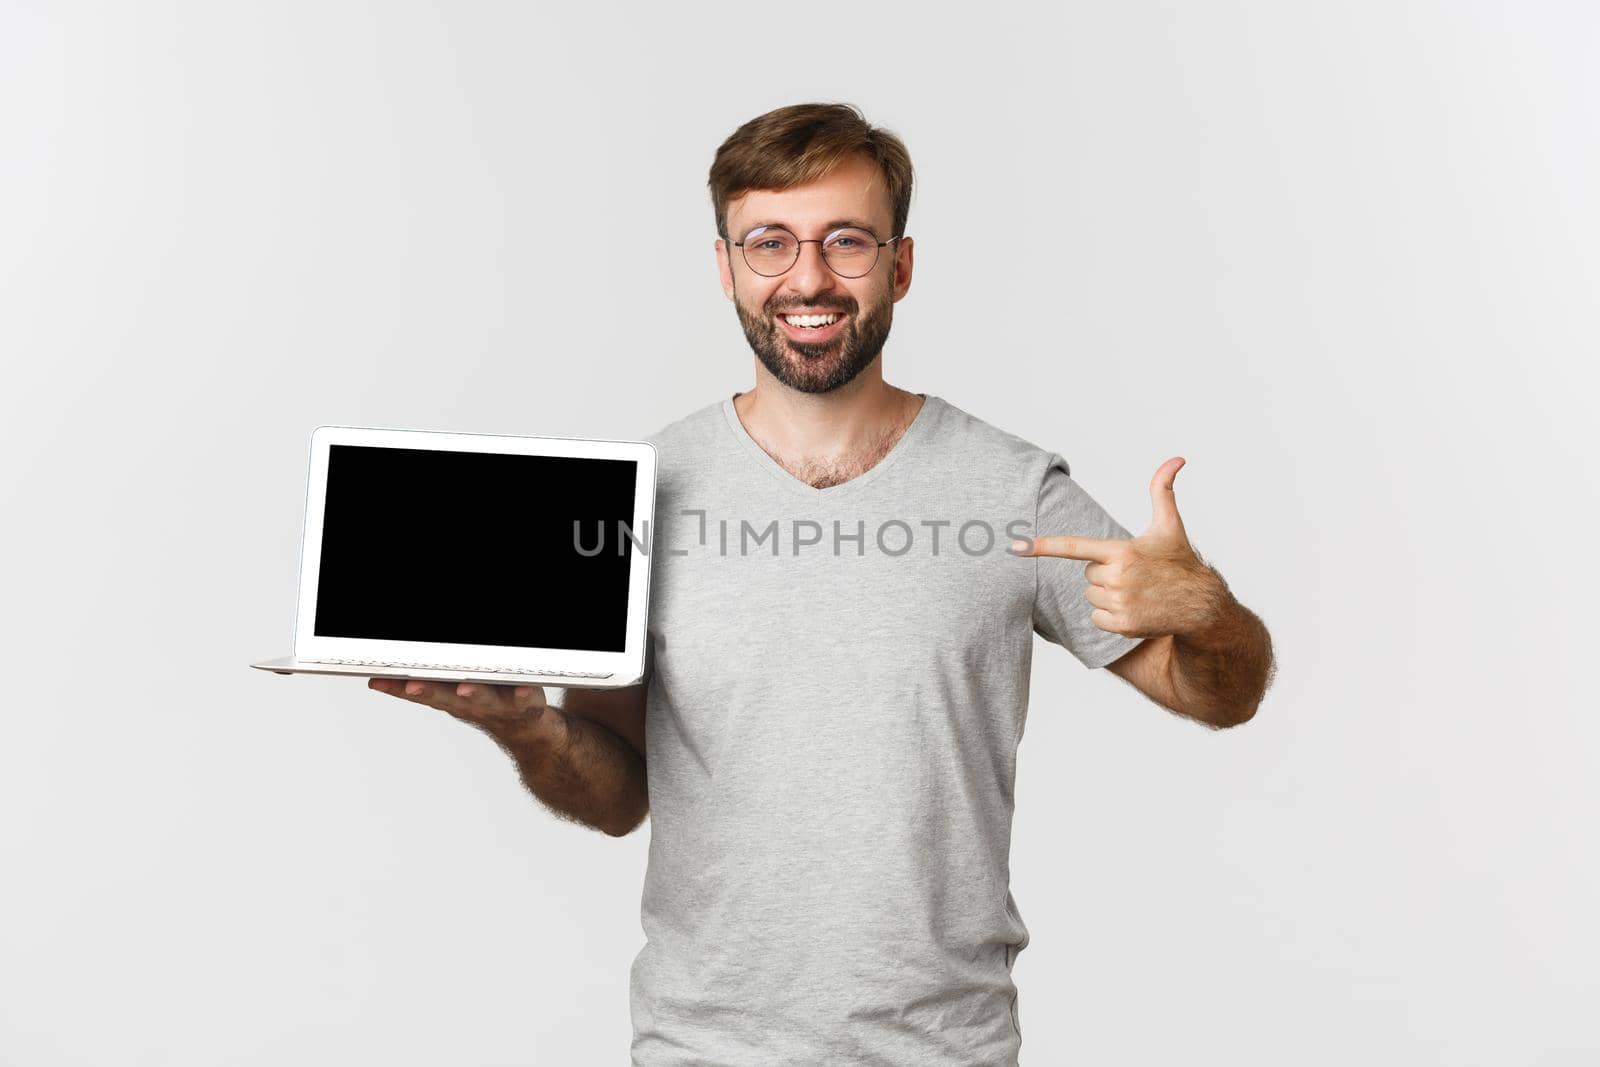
824, 229, 877, 253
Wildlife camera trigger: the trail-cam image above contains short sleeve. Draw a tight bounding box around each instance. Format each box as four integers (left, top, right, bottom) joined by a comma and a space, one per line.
1031, 452, 1146, 669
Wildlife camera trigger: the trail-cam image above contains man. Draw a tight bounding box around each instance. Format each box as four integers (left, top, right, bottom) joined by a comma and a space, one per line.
371, 103, 1275, 1065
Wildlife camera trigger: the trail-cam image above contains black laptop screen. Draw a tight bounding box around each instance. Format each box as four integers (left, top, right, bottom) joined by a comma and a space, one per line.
312, 444, 639, 652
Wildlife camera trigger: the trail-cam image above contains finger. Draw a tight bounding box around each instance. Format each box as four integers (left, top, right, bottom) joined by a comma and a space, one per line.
449, 682, 506, 720
456, 681, 538, 712
463, 682, 554, 724
1085, 583, 1118, 610
371, 678, 544, 725
1017, 534, 1123, 562
396, 680, 466, 712
1148, 456, 1187, 536
389, 680, 485, 722
408, 680, 465, 711
1083, 560, 1114, 587
511, 685, 549, 712
1090, 607, 1126, 634
455, 681, 494, 706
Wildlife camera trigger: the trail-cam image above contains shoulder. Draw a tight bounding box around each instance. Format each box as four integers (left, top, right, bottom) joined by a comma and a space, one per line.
644, 398, 727, 464
641, 398, 734, 506
926, 394, 1065, 488
644, 397, 723, 446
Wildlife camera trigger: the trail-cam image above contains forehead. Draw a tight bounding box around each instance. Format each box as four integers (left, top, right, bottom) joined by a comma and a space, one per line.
727, 154, 892, 235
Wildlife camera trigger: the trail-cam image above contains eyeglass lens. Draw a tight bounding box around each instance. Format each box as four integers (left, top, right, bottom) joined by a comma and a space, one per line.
741, 226, 883, 278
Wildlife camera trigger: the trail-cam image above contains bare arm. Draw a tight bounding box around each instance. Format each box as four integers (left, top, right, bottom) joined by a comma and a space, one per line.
1168, 572, 1275, 727
370, 678, 649, 837
1106, 569, 1276, 728
1024, 456, 1276, 729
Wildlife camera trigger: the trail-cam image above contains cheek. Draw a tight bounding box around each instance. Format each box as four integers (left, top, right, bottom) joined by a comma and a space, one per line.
853, 281, 890, 318
748, 289, 778, 319
741, 281, 777, 312
737, 289, 781, 329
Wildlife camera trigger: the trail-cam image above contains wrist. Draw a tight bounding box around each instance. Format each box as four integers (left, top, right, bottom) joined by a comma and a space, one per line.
486, 703, 570, 754
1173, 565, 1235, 647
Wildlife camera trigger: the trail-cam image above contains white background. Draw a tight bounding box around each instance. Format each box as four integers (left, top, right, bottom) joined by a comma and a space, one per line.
2, 2, 1594, 1064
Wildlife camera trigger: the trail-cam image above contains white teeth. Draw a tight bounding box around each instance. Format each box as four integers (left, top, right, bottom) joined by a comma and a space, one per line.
783, 313, 840, 327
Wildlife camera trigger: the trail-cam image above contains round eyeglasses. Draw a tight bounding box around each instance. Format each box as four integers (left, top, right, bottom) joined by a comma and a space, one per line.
732, 224, 904, 279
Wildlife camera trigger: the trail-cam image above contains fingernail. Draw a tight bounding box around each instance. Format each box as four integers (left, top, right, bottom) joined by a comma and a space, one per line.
405, 682, 424, 695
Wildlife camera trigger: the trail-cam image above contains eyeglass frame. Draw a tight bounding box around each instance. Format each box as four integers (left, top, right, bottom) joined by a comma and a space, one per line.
728, 223, 907, 278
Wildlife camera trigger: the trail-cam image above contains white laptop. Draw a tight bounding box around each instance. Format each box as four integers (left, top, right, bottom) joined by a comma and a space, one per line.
251, 424, 657, 689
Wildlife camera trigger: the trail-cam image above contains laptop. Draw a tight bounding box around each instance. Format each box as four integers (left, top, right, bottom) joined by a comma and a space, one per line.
251, 424, 657, 689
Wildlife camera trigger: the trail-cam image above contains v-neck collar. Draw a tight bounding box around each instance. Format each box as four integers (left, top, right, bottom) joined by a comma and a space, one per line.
720, 391, 942, 502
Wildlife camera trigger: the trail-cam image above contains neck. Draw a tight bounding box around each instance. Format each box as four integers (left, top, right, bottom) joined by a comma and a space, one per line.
734, 370, 921, 462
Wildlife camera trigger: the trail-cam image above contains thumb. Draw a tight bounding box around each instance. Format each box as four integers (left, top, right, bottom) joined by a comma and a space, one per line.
1147, 456, 1188, 537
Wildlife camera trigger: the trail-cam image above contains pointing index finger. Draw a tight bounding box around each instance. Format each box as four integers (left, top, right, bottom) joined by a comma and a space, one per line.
1017, 534, 1122, 562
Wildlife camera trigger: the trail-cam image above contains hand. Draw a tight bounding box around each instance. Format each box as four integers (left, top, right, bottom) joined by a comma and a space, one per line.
1014, 456, 1224, 639
368, 677, 564, 741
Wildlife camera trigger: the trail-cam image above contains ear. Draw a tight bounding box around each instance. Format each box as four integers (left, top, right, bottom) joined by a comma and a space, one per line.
891, 235, 914, 303
716, 237, 735, 300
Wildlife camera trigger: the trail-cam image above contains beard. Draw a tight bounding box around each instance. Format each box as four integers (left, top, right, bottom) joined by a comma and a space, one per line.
732, 278, 895, 395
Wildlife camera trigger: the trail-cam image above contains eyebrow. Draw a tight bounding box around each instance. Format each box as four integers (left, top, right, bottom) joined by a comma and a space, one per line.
739, 218, 883, 237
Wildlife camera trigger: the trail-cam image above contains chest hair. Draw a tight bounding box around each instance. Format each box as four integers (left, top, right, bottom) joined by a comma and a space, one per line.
764, 408, 917, 490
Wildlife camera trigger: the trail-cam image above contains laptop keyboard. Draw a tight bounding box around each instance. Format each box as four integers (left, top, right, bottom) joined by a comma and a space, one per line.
321, 657, 611, 679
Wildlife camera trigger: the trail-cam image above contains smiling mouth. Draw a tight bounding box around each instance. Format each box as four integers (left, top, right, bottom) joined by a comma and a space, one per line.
776, 310, 849, 342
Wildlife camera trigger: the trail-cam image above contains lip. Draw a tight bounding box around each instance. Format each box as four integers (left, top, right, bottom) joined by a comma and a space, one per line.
776, 311, 849, 345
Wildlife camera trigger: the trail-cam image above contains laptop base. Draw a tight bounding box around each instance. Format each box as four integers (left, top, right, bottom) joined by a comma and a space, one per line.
250, 656, 630, 689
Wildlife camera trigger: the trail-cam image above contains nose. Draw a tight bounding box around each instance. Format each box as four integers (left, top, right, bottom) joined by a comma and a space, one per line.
782, 240, 839, 301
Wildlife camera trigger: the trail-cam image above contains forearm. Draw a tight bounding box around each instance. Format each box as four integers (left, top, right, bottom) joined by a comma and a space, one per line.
1168, 568, 1276, 728
482, 708, 649, 837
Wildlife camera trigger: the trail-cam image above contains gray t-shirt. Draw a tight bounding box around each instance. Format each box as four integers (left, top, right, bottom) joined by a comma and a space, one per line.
629, 392, 1142, 1066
